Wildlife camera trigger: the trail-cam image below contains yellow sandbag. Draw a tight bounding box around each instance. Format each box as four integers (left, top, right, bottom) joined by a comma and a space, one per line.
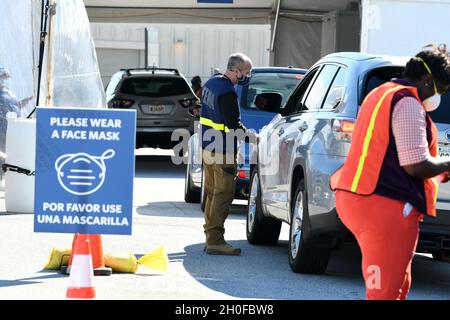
104, 246, 169, 273
104, 252, 139, 273
44, 247, 72, 270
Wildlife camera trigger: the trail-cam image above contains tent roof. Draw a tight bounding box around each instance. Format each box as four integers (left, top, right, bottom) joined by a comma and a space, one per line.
85, 0, 356, 11
85, 0, 358, 24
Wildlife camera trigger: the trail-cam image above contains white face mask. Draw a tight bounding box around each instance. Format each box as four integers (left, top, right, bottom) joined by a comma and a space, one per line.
415, 56, 442, 112
423, 93, 441, 112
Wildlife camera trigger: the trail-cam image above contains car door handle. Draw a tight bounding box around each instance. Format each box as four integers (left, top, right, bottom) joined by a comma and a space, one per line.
298, 122, 308, 132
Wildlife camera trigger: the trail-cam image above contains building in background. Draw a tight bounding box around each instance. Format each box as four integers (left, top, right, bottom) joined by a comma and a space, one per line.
91, 23, 271, 86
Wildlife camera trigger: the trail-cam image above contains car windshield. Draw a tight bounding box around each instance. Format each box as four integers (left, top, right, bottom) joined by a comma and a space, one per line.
241, 72, 303, 109
119, 77, 191, 97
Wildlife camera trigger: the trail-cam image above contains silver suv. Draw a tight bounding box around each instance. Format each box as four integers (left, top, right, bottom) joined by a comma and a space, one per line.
248, 52, 450, 274
106, 68, 198, 149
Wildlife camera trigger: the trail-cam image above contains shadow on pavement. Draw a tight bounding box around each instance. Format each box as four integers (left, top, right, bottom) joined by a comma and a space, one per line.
136, 202, 247, 220
0, 271, 66, 288
174, 240, 365, 299
0, 212, 33, 216
175, 240, 450, 299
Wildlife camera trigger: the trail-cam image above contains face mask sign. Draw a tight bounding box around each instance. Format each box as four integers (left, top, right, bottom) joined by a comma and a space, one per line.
415, 57, 441, 112
55, 149, 115, 196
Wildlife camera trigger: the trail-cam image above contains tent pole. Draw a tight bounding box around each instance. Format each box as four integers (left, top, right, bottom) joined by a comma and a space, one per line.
45, 0, 57, 107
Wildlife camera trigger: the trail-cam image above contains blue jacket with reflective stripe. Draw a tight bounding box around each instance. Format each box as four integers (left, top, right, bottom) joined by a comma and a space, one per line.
200, 74, 236, 154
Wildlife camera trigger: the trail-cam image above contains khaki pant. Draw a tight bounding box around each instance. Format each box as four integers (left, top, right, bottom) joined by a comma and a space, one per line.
202, 150, 237, 245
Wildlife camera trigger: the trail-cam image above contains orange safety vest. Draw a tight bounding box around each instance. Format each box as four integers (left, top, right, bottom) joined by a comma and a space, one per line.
330, 81, 439, 217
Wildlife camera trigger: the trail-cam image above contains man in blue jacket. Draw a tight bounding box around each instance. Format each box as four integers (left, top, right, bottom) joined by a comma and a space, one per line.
200, 53, 253, 255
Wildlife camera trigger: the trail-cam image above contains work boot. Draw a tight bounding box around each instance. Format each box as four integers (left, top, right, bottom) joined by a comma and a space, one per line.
205, 243, 241, 256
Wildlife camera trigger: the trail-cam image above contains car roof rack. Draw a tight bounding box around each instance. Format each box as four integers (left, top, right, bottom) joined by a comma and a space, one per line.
121, 67, 180, 76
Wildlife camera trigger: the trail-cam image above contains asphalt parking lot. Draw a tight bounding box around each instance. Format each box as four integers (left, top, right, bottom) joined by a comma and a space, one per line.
0, 149, 449, 300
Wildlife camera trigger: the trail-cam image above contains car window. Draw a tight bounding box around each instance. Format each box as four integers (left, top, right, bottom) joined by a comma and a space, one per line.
361, 66, 450, 124
105, 73, 123, 100
241, 72, 303, 109
322, 67, 347, 110
119, 77, 191, 97
301, 64, 339, 111
361, 66, 404, 103
282, 68, 319, 116
429, 94, 450, 124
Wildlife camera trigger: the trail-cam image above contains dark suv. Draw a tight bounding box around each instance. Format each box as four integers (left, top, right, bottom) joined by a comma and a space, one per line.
106, 68, 198, 149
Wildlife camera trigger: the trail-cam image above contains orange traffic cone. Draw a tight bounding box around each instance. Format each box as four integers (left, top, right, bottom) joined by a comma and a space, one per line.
66, 234, 96, 299
62, 234, 112, 276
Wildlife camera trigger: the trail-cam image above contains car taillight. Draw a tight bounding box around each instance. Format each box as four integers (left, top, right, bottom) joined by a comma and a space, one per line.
108, 99, 134, 109
179, 98, 199, 108
237, 170, 248, 179
332, 119, 355, 141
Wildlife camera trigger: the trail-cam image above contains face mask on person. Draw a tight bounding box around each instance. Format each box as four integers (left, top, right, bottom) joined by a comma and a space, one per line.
416, 57, 441, 112
423, 90, 441, 112
236, 69, 251, 86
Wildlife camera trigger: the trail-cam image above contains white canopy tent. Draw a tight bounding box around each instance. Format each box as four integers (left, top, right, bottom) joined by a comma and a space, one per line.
84, 0, 360, 72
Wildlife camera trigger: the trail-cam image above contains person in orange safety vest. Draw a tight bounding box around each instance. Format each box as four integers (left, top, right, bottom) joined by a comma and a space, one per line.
330, 44, 450, 300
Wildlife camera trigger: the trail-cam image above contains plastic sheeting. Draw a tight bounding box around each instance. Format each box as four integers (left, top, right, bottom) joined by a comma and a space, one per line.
0, 0, 105, 166
0, 0, 38, 118
0, 0, 39, 172
273, 16, 322, 69
50, 0, 106, 108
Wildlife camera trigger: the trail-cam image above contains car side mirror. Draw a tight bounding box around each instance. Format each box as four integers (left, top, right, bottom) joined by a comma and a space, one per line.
188, 101, 201, 118
254, 92, 282, 113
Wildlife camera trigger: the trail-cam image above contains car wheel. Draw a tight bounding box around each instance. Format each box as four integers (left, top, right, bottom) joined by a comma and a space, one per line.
246, 168, 281, 245
200, 168, 207, 212
184, 162, 200, 203
288, 180, 330, 274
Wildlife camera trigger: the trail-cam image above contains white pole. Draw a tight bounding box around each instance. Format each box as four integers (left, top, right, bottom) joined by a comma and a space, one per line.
45, 0, 57, 106
270, 0, 281, 52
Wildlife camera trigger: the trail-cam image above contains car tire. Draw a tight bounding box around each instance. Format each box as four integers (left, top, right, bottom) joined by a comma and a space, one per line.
288, 180, 330, 274
184, 162, 200, 203
246, 168, 281, 245
200, 168, 207, 212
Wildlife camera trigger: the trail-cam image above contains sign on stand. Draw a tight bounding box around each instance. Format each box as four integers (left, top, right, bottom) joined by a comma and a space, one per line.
34, 107, 136, 235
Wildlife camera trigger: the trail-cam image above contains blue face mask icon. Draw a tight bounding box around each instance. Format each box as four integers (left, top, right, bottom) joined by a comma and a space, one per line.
55, 149, 115, 196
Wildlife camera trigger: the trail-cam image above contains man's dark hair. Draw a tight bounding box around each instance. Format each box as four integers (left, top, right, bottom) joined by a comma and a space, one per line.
191, 76, 202, 87
403, 44, 450, 86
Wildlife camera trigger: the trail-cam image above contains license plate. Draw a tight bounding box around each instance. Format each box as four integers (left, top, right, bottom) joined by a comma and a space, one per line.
147, 105, 167, 114
439, 144, 450, 157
